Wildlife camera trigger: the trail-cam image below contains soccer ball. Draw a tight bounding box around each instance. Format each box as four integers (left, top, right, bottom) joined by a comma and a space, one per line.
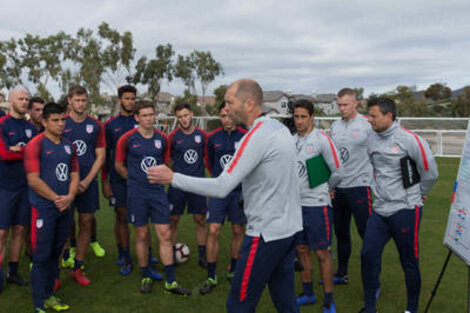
174, 243, 190, 264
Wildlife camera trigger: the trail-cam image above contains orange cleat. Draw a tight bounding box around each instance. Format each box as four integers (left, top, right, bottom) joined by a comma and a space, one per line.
70, 269, 90, 286
53, 278, 62, 294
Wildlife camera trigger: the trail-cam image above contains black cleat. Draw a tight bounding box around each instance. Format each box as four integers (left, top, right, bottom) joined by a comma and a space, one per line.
198, 257, 208, 269
164, 281, 191, 296
140, 277, 153, 294
7, 273, 29, 286
199, 278, 217, 295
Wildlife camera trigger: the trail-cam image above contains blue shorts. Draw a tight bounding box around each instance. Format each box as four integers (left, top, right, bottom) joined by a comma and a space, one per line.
296, 205, 333, 250
127, 191, 171, 226
110, 181, 127, 208
207, 191, 246, 225
0, 188, 30, 229
168, 186, 207, 216
73, 180, 99, 214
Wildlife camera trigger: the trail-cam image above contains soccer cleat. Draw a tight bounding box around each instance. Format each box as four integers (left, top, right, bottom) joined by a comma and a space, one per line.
70, 269, 90, 286
226, 271, 235, 283
376, 287, 381, 300
404, 311, 412, 313
30, 262, 33, 270
90, 241, 106, 257
53, 278, 62, 294
198, 257, 208, 269
333, 274, 348, 285
69, 247, 76, 259
119, 262, 133, 276
34, 308, 46, 313
140, 277, 153, 294
61, 257, 74, 269
199, 277, 218, 295
149, 268, 163, 281
115, 257, 125, 266
296, 293, 317, 306
44, 295, 70, 311
7, 273, 29, 286
164, 281, 192, 296
323, 301, 336, 313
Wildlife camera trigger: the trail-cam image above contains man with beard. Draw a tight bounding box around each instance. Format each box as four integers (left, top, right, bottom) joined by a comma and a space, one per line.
165, 103, 208, 268
28, 97, 45, 133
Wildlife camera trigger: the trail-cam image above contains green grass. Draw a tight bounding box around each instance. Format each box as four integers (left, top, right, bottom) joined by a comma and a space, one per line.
0, 158, 465, 312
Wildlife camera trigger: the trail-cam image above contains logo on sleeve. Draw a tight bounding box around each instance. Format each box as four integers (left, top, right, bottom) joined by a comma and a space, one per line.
64, 145, 71, 155
86, 124, 94, 133
155, 140, 162, 149
73, 140, 87, 156
195, 135, 201, 143
141, 156, 157, 173
25, 129, 32, 138
56, 163, 69, 182
220, 154, 233, 169
339, 147, 349, 163
184, 149, 198, 164
17, 142, 26, 147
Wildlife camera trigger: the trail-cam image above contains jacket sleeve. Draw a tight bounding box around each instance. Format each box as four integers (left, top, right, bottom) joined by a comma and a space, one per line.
407, 133, 438, 195
172, 123, 265, 198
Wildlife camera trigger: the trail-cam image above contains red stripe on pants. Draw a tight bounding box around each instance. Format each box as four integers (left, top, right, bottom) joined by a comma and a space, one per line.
414, 206, 419, 259
31, 207, 39, 253
366, 187, 372, 216
323, 206, 330, 243
240, 237, 260, 301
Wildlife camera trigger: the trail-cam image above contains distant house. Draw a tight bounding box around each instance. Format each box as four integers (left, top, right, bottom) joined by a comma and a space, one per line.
290, 93, 339, 115
262, 90, 290, 115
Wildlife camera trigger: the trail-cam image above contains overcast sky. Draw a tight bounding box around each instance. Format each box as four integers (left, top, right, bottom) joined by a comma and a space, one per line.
1, 0, 469, 97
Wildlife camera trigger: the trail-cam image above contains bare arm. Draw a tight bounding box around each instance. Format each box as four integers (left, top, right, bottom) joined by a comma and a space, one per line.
79, 147, 105, 193
115, 161, 128, 180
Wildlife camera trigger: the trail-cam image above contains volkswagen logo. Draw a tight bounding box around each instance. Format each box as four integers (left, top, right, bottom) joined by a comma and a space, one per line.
339, 147, 349, 163
56, 163, 69, 182
297, 161, 307, 178
73, 140, 87, 156
219, 154, 233, 169
184, 149, 198, 164
141, 156, 157, 173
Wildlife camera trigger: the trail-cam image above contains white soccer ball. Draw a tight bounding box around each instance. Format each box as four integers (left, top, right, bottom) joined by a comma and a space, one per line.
174, 243, 190, 264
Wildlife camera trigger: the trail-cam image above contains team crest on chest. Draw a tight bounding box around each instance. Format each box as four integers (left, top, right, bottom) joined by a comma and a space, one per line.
86, 124, 93, 133
195, 135, 201, 143
391, 145, 400, 154
64, 145, 71, 155
25, 129, 32, 138
155, 140, 162, 149
306, 143, 314, 153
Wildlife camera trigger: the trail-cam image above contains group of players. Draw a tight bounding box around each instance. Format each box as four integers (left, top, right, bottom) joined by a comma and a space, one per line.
0, 79, 438, 313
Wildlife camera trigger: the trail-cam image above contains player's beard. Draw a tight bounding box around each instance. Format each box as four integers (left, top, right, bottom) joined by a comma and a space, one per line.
180, 120, 193, 131
121, 104, 133, 114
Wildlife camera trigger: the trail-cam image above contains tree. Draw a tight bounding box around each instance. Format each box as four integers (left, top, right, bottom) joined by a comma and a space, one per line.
193, 50, 223, 114
174, 54, 196, 94
130, 44, 174, 105
424, 83, 452, 101
452, 86, 470, 117
353, 87, 364, 100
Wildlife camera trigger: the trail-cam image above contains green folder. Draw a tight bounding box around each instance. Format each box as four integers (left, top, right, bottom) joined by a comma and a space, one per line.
306, 155, 331, 188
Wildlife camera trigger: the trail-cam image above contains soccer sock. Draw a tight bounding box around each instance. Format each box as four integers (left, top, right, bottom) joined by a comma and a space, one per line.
207, 262, 216, 279
173, 246, 177, 260
230, 258, 237, 272
70, 239, 76, 248
122, 247, 131, 263
8, 262, 18, 276
117, 245, 123, 260
63, 248, 70, 260
91, 235, 97, 243
148, 247, 155, 262
198, 245, 206, 259
324, 292, 333, 306
164, 265, 176, 284
73, 259, 83, 271
140, 266, 151, 278
302, 281, 314, 296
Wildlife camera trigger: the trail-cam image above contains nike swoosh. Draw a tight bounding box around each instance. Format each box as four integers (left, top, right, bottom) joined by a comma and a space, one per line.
46, 150, 54, 155
64, 129, 72, 133
215, 144, 222, 147
114, 128, 121, 132
177, 140, 184, 144
133, 144, 140, 148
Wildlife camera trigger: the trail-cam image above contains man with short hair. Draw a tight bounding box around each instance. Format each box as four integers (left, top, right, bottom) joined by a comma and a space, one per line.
330, 88, 373, 284
148, 79, 302, 313
25, 102, 79, 313
63, 85, 105, 285
0, 88, 37, 291
28, 97, 45, 133
165, 103, 208, 268
199, 102, 247, 295
115, 101, 191, 295
358, 97, 438, 313
293, 99, 342, 313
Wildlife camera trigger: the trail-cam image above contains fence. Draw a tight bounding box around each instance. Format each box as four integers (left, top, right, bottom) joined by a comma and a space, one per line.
154, 116, 469, 158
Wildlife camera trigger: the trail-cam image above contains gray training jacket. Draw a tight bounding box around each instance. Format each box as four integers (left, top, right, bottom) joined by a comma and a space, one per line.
330, 114, 374, 188
367, 122, 438, 217
172, 116, 303, 242
294, 128, 343, 207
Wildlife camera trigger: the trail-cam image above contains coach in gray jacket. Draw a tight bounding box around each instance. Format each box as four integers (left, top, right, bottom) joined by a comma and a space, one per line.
359, 97, 438, 313
147, 79, 302, 313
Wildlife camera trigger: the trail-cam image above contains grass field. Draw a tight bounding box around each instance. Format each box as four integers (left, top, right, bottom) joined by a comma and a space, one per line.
0, 158, 466, 312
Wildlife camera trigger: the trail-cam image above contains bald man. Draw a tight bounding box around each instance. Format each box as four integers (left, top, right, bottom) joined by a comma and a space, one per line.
148, 79, 302, 313
0, 88, 38, 292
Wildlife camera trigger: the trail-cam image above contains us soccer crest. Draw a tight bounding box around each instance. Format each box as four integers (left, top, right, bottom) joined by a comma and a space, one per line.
36, 219, 43, 229
306, 143, 314, 153
195, 135, 201, 143
155, 140, 162, 149
64, 145, 71, 155
25, 129, 32, 138
86, 124, 93, 133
